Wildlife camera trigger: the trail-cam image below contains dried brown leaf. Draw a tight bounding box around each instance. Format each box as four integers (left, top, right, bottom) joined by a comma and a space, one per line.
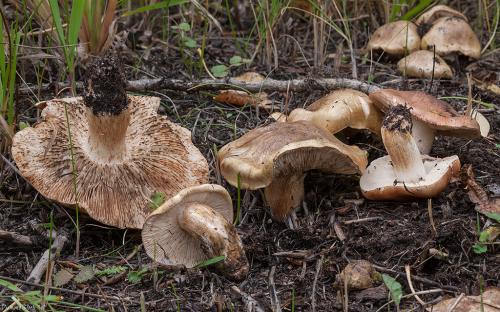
461, 164, 500, 215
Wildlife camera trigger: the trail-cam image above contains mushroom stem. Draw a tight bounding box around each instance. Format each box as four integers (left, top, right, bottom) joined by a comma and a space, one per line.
264, 174, 305, 221
178, 204, 248, 280
86, 107, 130, 163
412, 118, 435, 154
381, 106, 426, 183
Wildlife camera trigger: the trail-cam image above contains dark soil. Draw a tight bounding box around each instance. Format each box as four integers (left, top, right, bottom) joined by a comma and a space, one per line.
1, 1, 499, 311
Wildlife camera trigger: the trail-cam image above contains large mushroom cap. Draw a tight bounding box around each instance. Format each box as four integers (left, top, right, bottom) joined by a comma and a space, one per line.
360, 155, 461, 200
218, 121, 367, 220
421, 17, 481, 59
12, 95, 209, 229
367, 21, 421, 56
287, 89, 383, 135
415, 4, 467, 26
142, 184, 240, 269
369, 89, 481, 137
397, 50, 453, 79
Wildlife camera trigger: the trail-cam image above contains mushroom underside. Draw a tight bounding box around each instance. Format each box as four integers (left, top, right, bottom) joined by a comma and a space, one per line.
360, 155, 460, 200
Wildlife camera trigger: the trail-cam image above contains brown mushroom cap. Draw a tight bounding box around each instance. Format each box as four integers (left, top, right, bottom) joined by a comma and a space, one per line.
218, 121, 367, 220
397, 50, 453, 79
415, 4, 467, 26
421, 17, 481, 59
286, 89, 383, 135
367, 21, 421, 56
369, 89, 481, 137
12, 95, 209, 229
213, 72, 272, 110
142, 184, 248, 280
360, 155, 461, 200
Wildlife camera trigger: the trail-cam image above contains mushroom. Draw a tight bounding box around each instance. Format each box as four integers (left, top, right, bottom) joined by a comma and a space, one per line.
367, 21, 421, 56
415, 4, 467, 26
360, 105, 461, 200
218, 121, 368, 221
397, 50, 453, 79
142, 184, 248, 281
369, 88, 481, 154
11, 55, 209, 229
421, 17, 481, 59
213, 72, 272, 110
273, 89, 383, 135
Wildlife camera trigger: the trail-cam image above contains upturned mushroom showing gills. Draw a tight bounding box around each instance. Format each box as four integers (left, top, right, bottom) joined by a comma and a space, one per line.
273, 89, 383, 136
142, 184, 248, 281
369, 88, 481, 155
367, 21, 420, 56
360, 105, 461, 200
218, 121, 368, 221
12, 55, 209, 229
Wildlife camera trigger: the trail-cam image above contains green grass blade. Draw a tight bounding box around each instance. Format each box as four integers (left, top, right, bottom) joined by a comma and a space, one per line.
122, 0, 187, 17
48, 0, 67, 46
401, 0, 433, 21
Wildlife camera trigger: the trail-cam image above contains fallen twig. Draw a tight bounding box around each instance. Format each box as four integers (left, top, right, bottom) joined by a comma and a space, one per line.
19, 77, 381, 96
373, 265, 458, 292
405, 265, 427, 306
311, 255, 324, 312
230, 286, 265, 312
27, 232, 68, 284
342, 217, 383, 225
268, 266, 282, 312
0, 229, 35, 246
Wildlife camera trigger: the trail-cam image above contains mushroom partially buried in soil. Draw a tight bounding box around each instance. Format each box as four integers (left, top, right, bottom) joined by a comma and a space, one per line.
397, 50, 453, 79
271, 89, 383, 135
12, 55, 209, 229
218, 121, 368, 221
367, 21, 420, 56
421, 17, 481, 59
360, 105, 461, 200
142, 184, 248, 281
369, 88, 482, 155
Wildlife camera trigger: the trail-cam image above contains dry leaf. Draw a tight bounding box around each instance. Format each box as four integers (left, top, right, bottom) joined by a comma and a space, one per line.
429, 288, 500, 312
461, 164, 500, 216
335, 260, 376, 290
53, 269, 74, 287
213, 72, 273, 111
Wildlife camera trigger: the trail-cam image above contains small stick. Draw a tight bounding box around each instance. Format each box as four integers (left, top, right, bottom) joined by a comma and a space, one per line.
0, 229, 34, 246
311, 255, 324, 312
27, 233, 68, 284
269, 266, 282, 312
373, 265, 458, 292
427, 198, 437, 236
375, 289, 443, 312
465, 73, 473, 116
446, 293, 465, 312
343, 217, 383, 225
230, 286, 265, 312
404, 265, 427, 306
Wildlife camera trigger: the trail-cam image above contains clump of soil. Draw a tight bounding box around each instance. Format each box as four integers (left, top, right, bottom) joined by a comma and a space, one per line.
83, 54, 128, 115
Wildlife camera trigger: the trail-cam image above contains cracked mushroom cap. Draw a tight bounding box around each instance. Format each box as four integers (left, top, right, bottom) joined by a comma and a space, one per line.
367, 21, 421, 56
12, 95, 209, 229
415, 4, 467, 26
142, 184, 248, 280
218, 121, 367, 220
286, 89, 383, 135
360, 155, 461, 200
369, 89, 481, 137
397, 50, 453, 79
421, 17, 481, 59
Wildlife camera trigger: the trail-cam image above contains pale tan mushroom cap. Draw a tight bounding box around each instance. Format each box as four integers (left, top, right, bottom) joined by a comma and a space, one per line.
12, 95, 209, 229
367, 21, 421, 56
288, 89, 383, 135
415, 4, 467, 26
397, 50, 453, 79
421, 17, 481, 59
360, 155, 461, 200
369, 89, 481, 137
142, 184, 232, 268
218, 121, 368, 190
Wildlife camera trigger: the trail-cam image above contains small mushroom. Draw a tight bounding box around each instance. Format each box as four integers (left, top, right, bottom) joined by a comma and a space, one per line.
367, 21, 421, 56
360, 105, 461, 200
397, 50, 453, 79
213, 72, 272, 110
218, 121, 367, 221
369, 88, 481, 154
275, 89, 383, 135
415, 4, 467, 26
142, 184, 248, 281
12, 55, 209, 229
421, 17, 481, 59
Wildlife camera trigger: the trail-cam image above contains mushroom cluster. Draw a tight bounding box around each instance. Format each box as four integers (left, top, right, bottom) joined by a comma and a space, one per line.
367, 5, 481, 79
